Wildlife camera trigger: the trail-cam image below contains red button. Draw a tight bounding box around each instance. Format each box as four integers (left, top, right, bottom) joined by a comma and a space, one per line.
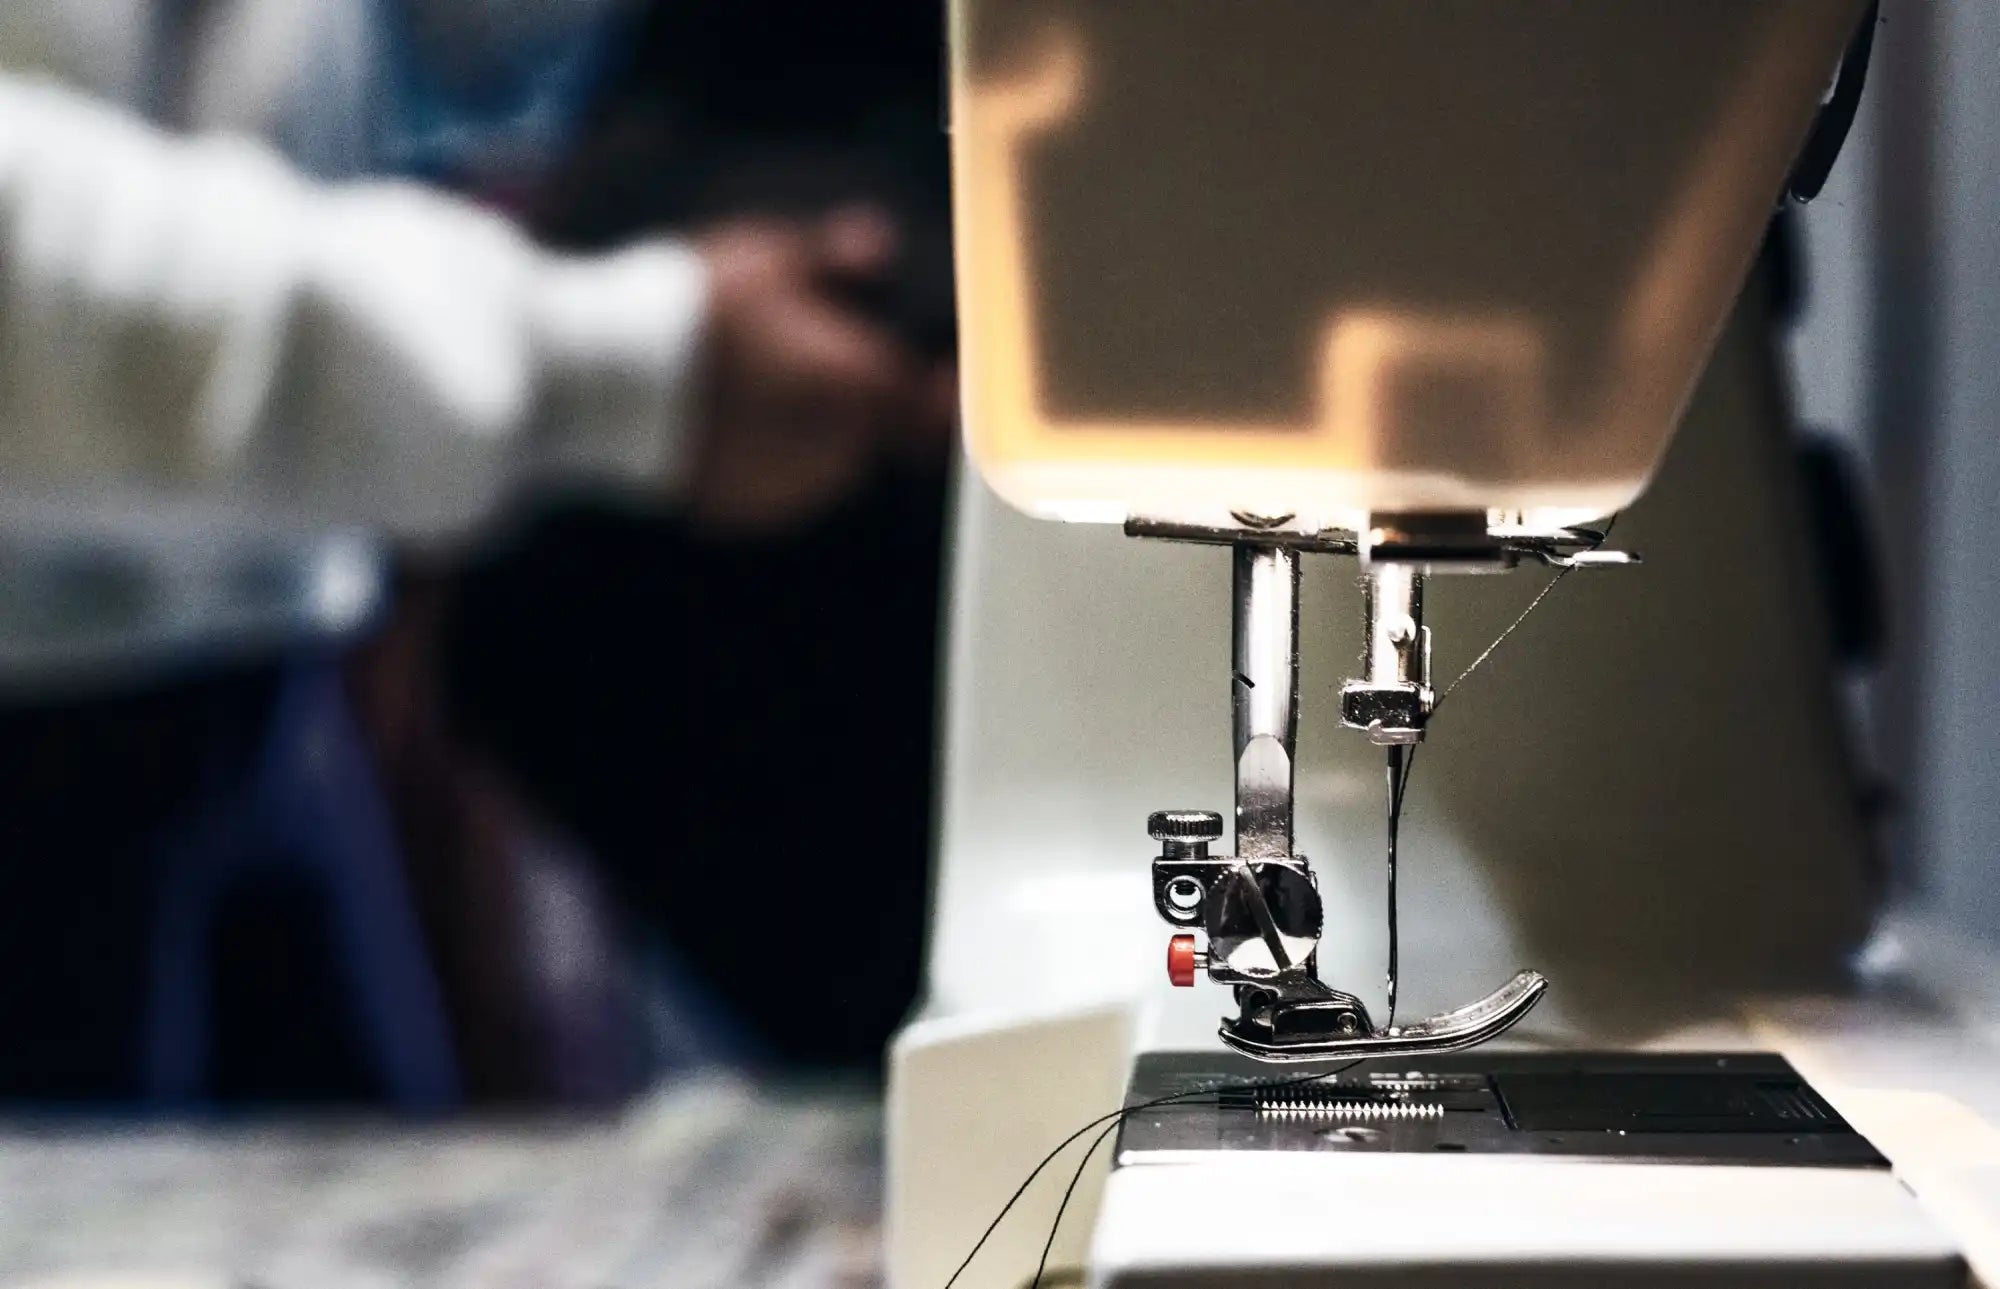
1167, 934, 1197, 987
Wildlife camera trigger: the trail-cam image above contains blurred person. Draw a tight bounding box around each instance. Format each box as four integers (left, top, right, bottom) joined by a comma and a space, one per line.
0, 0, 948, 1106
0, 40, 928, 535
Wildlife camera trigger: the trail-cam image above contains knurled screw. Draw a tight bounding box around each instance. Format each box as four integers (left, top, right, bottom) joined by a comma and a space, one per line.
1148, 809, 1224, 859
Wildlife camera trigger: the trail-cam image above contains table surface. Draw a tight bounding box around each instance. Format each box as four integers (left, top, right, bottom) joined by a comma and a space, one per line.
0, 1079, 881, 1289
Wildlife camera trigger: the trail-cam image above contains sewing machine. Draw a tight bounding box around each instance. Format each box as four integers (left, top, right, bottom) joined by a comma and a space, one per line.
890, 2, 2000, 1285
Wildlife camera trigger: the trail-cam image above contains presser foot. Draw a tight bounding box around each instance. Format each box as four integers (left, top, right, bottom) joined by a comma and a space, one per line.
1217, 970, 1548, 1062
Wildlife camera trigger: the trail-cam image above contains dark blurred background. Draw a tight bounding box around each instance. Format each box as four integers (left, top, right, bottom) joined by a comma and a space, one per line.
447, 0, 954, 1074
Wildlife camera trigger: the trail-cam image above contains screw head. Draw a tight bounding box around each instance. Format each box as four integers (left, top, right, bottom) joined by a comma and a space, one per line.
1148, 810, 1225, 843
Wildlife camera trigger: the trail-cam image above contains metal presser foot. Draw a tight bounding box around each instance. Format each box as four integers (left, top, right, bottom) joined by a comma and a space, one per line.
1136, 515, 1628, 1063
1150, 804, 1548, 1060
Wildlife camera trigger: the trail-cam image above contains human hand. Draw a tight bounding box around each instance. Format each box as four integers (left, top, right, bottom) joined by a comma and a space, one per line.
687, 206, 947, 533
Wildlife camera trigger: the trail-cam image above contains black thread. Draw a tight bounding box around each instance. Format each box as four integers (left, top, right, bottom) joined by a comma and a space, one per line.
1436, 515, 1621, 711
943, 1060, 1367, 1288
1030, 1119, 1121, 1289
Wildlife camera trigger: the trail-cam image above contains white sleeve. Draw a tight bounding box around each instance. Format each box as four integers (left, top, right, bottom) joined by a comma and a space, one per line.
0, 73, 709, 542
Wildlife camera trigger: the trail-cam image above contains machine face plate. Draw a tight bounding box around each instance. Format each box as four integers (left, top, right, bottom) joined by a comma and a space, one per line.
1116, 1051, 1888, 1168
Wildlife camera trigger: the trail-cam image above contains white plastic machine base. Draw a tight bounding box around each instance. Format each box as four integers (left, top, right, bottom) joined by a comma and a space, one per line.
1094, 1159, 1957, 1289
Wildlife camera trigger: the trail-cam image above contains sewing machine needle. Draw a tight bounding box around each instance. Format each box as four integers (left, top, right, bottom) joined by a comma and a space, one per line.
1385, 744, 1407, 1030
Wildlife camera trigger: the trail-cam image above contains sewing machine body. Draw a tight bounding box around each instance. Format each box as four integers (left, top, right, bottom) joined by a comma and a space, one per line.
889, 1, 2000, 1283
887, 303, 2000, 1287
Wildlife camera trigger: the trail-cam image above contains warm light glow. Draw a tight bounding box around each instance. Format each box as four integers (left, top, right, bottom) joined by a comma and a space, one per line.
950, 3, 1867, 525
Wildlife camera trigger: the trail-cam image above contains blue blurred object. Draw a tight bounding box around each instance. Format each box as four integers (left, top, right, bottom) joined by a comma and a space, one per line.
143, 661, 462, 1112
375, 0, 637, 196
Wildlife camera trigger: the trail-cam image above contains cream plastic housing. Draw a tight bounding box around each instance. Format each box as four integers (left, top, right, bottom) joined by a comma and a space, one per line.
949, 0, 1869, 529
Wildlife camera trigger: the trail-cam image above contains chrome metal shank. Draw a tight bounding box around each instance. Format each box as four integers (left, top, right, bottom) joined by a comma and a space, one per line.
1340, 563, 1434, 744
1232, 545, 1300, 859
